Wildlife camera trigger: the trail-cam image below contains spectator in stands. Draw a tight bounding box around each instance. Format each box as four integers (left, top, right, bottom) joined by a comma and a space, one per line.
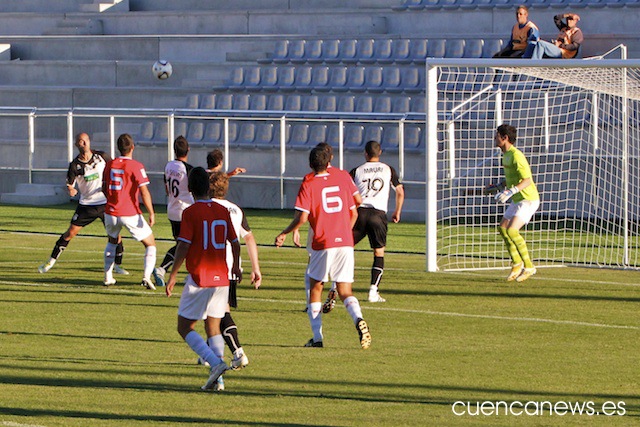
206, 149, 246, 177
523, 13, 583, 59
493, 5, 539, 58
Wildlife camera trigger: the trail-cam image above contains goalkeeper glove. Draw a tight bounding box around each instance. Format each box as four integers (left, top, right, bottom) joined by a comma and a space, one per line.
484, 182, 505, 195
495, 186, 520, 203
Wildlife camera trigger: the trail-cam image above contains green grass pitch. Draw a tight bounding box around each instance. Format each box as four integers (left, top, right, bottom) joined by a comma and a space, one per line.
0, 203, 638, 426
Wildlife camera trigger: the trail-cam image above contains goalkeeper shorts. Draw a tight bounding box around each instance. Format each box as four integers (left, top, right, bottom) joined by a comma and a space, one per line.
504, 199, 540, 225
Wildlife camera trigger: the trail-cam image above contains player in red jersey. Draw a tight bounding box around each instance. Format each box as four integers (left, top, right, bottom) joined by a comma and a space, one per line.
166, 166, 242, 391
102, 133, 158, 289
275, 146, 371, 349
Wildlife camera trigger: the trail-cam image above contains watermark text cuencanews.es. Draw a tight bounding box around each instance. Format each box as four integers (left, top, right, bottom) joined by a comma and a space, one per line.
452, 400, 626, 417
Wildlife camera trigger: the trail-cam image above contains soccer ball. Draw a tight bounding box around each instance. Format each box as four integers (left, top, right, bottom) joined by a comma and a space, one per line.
152, 60, 172, 80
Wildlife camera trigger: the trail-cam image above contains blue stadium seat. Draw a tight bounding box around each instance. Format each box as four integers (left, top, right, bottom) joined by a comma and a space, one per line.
291, 66, 313, 90
374, 96, 392, 113
404, 124, 424, 151
411, 96, 426, 113
422, 0, 441, 9
154, 122, 168, 146
260, 67, 279, 91
347, 67, 367, 92
357, 39, 376, 63
393, 96, 411, 113
304, 39, 324, 63
405, 0, 426, 9
441, 0, 460, 8
337, 95, 355, 112
226, 122, 238, 145
243, 66, 262, 89
364, 125, 384, 145
285, 94, 302, 111
276, 66, 296, 91
174, 121, 188, 139
308, 124, 328, 146
322, 39, 341, 63
233, 93, 250, 110
228, 67, 245, 90
366, 67, 385, 93
288, 123, 309, 146
310, 66, 330, 91
216, 94, 233, 110
329, 66, 349, 92
356, 95, 373, 113
445, 39, 465, 58
344, 124, 365, 148
458, 0, 477, 8
271, 40, 290, 64
338, 39, 358, 63
326, 124, 341, 146
200, 94, 216, 110
254, 122, 275, 146
482, 39, 503, 58
463, 39, 483, 58
268, 94, 284, 111
319, 94, 337, 112
138, 121, 155, 144
187, 122, 204, 143
234, 122, 256, 146
374, 39, 394, 64
302, 95, 319, 111
410, 39, 428, 63
427, 39, 446, 58
383, 125, 399, 149
383, 67, 402, 93
185, 94, 199, 109
391, 39, 411, 63
203, 122, 223, 144
250, 94, 267, 111
288, 40, 306, 63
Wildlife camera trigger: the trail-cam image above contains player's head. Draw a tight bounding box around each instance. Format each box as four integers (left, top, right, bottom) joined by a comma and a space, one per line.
516, 5, 529, 25
117, 133, 134, 156
309, 146, 331, 173
315, 142, 334, 160
174, 135, 189, 158
364, 140, 382, 160
209, 171, 229, 199
496, 124, 517, 145
188, 166, 210, 199
75, 132, 91, 154
206, 149, 224, 172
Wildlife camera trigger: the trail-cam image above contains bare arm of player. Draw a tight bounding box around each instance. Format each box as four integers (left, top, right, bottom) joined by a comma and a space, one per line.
67, 184, 78, 198
227, 167, 246, 177
139, 185, 155, 227
243, 233, 262, 289
230, 239, 242, 283
349, 206, 359, 229
353, 192, 363, 207
166, 240, 189, 297
275, 210, 308, 247
292, 229, 302, 247
392, 184, 405, 223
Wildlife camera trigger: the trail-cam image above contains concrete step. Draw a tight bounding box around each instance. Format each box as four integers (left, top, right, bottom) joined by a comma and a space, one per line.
43, 18, 104, 36
80, 0, 130, 13
0, 183, 69, 205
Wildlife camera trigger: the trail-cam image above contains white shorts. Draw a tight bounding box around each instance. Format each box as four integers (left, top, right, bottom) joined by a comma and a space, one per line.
104, 213, 153, 241
504, 199, 540, 225
307, 246, 354, 283
178, 274, 229, 321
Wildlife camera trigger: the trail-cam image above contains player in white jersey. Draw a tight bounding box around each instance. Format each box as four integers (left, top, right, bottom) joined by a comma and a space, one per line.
38, 132, 128, 275
153, 136, 194, 288
349, 140, 404, 302
208, 171, 261, 390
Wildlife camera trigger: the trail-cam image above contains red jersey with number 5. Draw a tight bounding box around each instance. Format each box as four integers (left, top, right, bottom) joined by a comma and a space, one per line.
178, 200, 238, 288
104, 156, 150, 216
295, 169, 358, 250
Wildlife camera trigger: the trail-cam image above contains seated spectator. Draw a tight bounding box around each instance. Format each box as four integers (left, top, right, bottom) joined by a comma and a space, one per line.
523, 13, 583, 59
493, 5, 539, 58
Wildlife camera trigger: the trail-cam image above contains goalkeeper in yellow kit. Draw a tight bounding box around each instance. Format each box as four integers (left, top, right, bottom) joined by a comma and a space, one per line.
485, 124, 540, 282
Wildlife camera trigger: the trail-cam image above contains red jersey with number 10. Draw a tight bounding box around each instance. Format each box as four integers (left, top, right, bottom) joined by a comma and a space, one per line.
104, 156, 150, 216
295, 169, 358, 250
178, 200, 238, 288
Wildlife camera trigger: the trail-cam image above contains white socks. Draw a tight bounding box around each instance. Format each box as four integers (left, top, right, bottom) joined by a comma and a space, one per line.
143, 245, 157, 281
343, 296, 363, 324
186, 331, 222, 367
104, 242, 117, 280
307, 301, 323, 342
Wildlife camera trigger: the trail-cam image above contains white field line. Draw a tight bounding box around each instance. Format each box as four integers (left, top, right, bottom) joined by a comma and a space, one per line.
1, 279, 636, 331
2, 422, 47, 427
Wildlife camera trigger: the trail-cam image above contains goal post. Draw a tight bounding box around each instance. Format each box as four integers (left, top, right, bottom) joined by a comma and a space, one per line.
425, 58, 640, 272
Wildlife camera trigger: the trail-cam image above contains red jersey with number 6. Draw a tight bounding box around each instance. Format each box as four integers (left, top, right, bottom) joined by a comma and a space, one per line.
295, 169, 358, 250
178, 200, 238, 288
104, 156, 150, 216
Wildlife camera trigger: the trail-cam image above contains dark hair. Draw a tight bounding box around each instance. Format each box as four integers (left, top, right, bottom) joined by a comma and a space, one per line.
174, 135, 189, 158
117, 133, 134, 155
516, 4, 528, 13
315, 142, 333, 158
497, 124, 517, 144
309, 146, 331, 172
365, 140, 382, 158
209, 171, 229, 199
188, 166, 210, 199
206, 149, 224, 170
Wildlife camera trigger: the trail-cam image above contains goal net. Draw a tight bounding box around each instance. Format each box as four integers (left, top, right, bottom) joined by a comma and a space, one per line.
425, 58, 640, 272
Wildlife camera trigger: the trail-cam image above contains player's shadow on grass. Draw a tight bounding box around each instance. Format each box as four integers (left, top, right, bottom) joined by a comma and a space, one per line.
0, 329, 174, 344
409, 288, 640, 303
